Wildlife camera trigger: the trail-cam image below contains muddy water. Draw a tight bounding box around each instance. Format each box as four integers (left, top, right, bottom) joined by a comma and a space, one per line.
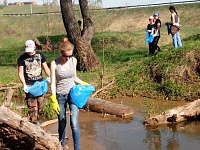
44, 97, 200, 150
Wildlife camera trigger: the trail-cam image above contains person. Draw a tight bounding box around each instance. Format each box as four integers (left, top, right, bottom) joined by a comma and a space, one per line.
168, 6, 182, 49
153, 12, 161, 53
17, 40, 50, 124
147, 16, 155, 55
50, 37, 89, 150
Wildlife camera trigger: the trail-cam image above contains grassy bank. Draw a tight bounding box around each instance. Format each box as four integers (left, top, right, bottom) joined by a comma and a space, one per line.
0, 3, 200, 101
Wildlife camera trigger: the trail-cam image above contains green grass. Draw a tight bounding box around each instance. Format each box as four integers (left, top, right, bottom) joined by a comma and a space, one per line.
114, 34, 200, 100
0, 3, 200, 101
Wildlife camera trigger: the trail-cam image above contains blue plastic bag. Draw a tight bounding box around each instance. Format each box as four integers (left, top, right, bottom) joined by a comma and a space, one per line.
27, 78, 49, 97
70, 85, 95, 109
146, 30, 154, 44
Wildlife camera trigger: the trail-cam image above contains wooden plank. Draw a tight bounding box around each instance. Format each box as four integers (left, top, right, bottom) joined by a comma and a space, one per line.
144, 99, 200, 126
86, 98, 134, 118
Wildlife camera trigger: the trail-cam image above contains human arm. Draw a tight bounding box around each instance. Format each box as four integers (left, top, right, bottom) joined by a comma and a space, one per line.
18, 66, 26, 85
170, 13, 175, 25
50, 60, 60, 114
40, 52, 50, 77
42, 62, 50, 77
154, 22, 161, 36
72, 57, 89, 85
50, 60, 56, 95
18, 66, 28, 92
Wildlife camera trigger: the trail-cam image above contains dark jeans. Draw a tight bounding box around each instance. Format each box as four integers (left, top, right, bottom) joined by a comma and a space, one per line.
57, 94, 80, 150
151, 36, 160, 54
149, 42, 154, 55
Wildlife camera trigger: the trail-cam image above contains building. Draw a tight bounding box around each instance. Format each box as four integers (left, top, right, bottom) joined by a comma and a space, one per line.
8, 1, 36, 6
24, 1, 36, 5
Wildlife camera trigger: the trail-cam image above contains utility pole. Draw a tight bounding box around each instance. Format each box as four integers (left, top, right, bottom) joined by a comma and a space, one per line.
30, 1, 32, 15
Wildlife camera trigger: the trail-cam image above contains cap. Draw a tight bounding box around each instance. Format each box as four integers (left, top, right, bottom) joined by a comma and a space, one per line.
153, 12, 159, 17
25, 40, 35, 52
149, 16, 154, 20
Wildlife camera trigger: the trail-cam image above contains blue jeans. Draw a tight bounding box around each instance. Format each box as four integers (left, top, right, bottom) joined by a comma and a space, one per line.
57, 94, 80, 150
173, 32, 182, 49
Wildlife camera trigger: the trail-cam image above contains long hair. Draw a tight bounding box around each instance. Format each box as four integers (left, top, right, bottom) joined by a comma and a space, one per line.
169, 6, 178, 15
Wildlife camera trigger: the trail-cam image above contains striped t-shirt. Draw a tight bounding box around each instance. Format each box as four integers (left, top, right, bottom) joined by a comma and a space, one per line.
55, 57, 75, 95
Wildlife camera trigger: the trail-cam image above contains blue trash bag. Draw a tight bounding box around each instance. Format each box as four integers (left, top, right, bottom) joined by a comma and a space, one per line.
145, 30, 154, 44
165, 22, 171, 35
149, 33, 154, 43
70, 85, 95, 109
27, 78, 49, 97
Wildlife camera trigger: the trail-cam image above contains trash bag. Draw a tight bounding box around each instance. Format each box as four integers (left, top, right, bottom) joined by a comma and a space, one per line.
27, 78, 49, 97
70, 85, 95, 109
149, 33, 154, 43
146, 30, 154, 44
165, 22, 171, 35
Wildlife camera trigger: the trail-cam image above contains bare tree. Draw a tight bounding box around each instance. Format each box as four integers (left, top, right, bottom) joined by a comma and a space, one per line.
60, 0, 100, 71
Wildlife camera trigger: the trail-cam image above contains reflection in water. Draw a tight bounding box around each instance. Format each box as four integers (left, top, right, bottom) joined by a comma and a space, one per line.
14, 96, 200, 150
143, 130, 161, 150
144, 121, 200, 150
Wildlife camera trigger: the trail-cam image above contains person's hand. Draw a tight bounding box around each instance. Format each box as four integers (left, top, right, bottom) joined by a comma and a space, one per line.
23, 84, 28, 93
153, 34, 156, 37
50, 95, 60, 114
81, 81, 89, 86
46, 77, 51, 83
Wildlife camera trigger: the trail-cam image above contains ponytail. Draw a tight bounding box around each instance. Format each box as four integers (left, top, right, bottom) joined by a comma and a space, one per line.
169, 6, 178, 15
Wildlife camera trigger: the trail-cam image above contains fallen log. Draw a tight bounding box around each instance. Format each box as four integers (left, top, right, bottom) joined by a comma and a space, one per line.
144, 99, 200, 126
3, 88, 14, 107
40, 98, 134, 128
0, 105, 62, 150
86, 97, 134, 118
34, 37, 54, 51
0, 83, 22, 91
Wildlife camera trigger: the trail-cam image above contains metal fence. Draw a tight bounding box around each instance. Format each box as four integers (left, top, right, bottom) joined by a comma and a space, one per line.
3, 0, 200, 16
103, 0, 200, 10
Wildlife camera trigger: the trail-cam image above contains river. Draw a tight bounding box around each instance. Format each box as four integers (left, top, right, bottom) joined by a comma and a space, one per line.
44, 97, 200, 150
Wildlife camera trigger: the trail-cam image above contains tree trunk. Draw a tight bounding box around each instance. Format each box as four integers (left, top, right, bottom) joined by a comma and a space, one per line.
60, 0, 100, 71
86, 97, 134, 118
0, 105, 62, 150
144, 99, 200, 126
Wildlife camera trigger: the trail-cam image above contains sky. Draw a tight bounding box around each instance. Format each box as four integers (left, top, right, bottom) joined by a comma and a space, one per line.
4, 0, 197, 7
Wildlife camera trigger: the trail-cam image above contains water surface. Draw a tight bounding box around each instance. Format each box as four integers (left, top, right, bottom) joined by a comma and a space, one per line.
45, 97, 200, 150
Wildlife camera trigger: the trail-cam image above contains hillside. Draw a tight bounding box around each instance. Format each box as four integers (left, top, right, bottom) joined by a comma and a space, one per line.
0, 3, 200, 101
1, 3, 200, 48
